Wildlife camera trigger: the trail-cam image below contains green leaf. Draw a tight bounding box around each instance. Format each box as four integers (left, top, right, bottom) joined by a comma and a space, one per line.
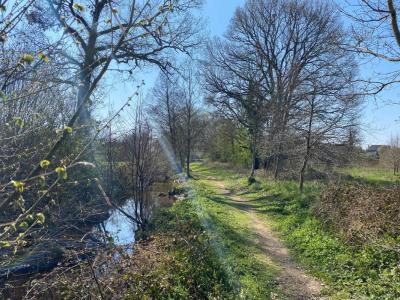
14, 117, 24, 128
19, 222, 28, 230
11, 180, 24, 193
38, 52, 49, 62
55, 167, 67, 180
36, 213, 45, 225
64, 125, 73, 134
40, 160, 50, 168
0, 241, 11, 248
26, 214, 34, 222
39, 175, 46, 187
138, 19, 147, 26
21, 54, 34, 63
72, 2, 85, 12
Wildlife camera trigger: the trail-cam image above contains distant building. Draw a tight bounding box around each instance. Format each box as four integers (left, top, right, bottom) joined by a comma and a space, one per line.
366, 145, 387, 159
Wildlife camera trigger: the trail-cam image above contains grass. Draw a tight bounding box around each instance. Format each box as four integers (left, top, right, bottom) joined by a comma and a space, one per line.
188, 166, 284, 299
339, 166, 400, 186
189, 162, 400, 299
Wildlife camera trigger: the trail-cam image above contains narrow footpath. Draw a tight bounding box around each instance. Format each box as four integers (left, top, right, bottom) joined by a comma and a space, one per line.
200, 174, 328, 300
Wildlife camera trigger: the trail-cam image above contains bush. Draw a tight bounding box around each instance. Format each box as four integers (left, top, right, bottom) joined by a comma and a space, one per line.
315, 183, 400, 244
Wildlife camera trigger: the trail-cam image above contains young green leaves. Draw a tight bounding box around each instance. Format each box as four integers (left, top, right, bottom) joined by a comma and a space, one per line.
72, 3, 85, 12
40, 160, 50, 169
35, 213, 45, 225
55, 166, 67, 180
21, 54, 34, 64
64, 125, 73, 134
38, 52, 49, 62
14, 117, 24, 128
11, 180, 25, 193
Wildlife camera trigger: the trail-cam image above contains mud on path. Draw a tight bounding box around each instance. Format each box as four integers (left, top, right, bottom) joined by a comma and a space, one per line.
207, 178, 328, 300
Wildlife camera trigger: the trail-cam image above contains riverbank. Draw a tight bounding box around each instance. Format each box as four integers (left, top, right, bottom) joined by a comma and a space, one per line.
21, 189, 233, 299
4, 162, 399, 299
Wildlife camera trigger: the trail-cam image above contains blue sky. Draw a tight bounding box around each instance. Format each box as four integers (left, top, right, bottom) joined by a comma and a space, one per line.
201, 0, 400, 147
104, 0, 400, 147
202, 0, 400, 146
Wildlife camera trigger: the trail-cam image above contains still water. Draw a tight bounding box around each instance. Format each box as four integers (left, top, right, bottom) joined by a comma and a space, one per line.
104, 182, 174, 245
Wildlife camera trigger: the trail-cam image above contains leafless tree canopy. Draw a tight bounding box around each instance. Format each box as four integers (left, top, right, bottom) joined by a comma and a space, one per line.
343, 0, 400, 98
204, 0, 360, 183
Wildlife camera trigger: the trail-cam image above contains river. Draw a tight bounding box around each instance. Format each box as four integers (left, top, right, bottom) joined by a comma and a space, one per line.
0, 181, 175, 297
102, 181, 174, 245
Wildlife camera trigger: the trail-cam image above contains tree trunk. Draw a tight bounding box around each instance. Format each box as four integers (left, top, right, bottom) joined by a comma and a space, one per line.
299, 156, 308, 191
250, 151, 256, 178
186, 136, 191, 178
299, 96, 315, 191
249, 134, 257, 181
273, 156, 279, 180
76, 67, 92, 125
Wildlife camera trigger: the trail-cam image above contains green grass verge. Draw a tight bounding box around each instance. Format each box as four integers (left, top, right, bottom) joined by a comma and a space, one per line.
190, 162, 400, 300
140, 198, 235, 299
339, 167, 400, 186
188, 179, 283, 299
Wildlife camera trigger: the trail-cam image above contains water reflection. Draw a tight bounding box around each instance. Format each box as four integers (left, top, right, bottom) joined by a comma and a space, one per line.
103, 182, 174, 245
104, 201, 137, 245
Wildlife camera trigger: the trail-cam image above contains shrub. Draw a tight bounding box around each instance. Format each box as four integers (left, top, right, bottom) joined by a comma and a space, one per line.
315, 183, 400, 244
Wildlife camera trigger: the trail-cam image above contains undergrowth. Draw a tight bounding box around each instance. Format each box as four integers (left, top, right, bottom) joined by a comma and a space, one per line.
26, 199, 234, 299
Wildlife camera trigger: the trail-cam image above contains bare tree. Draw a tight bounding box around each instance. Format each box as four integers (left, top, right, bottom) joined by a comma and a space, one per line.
35, 0, 203, 124
296, 81, 360, 191
203, 35, 268, 179
118, 101, 165, 229
148, 71, 184, 172
389, 134, 400, 174
179, 61, 203, 178
342, 0, 400, 100
150, 61, 204, 178
205, 0, 356, 181
0, 0, 35, 42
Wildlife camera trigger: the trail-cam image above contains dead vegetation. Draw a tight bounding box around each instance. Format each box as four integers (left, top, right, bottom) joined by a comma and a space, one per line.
316, 183, 400, 245
17, 201, 231, 299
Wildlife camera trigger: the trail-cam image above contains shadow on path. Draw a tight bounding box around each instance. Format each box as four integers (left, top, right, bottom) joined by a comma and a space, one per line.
205, 178, 329, 300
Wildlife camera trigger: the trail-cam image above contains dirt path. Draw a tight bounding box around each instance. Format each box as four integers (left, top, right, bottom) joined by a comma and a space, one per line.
208, 179, 328, 300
